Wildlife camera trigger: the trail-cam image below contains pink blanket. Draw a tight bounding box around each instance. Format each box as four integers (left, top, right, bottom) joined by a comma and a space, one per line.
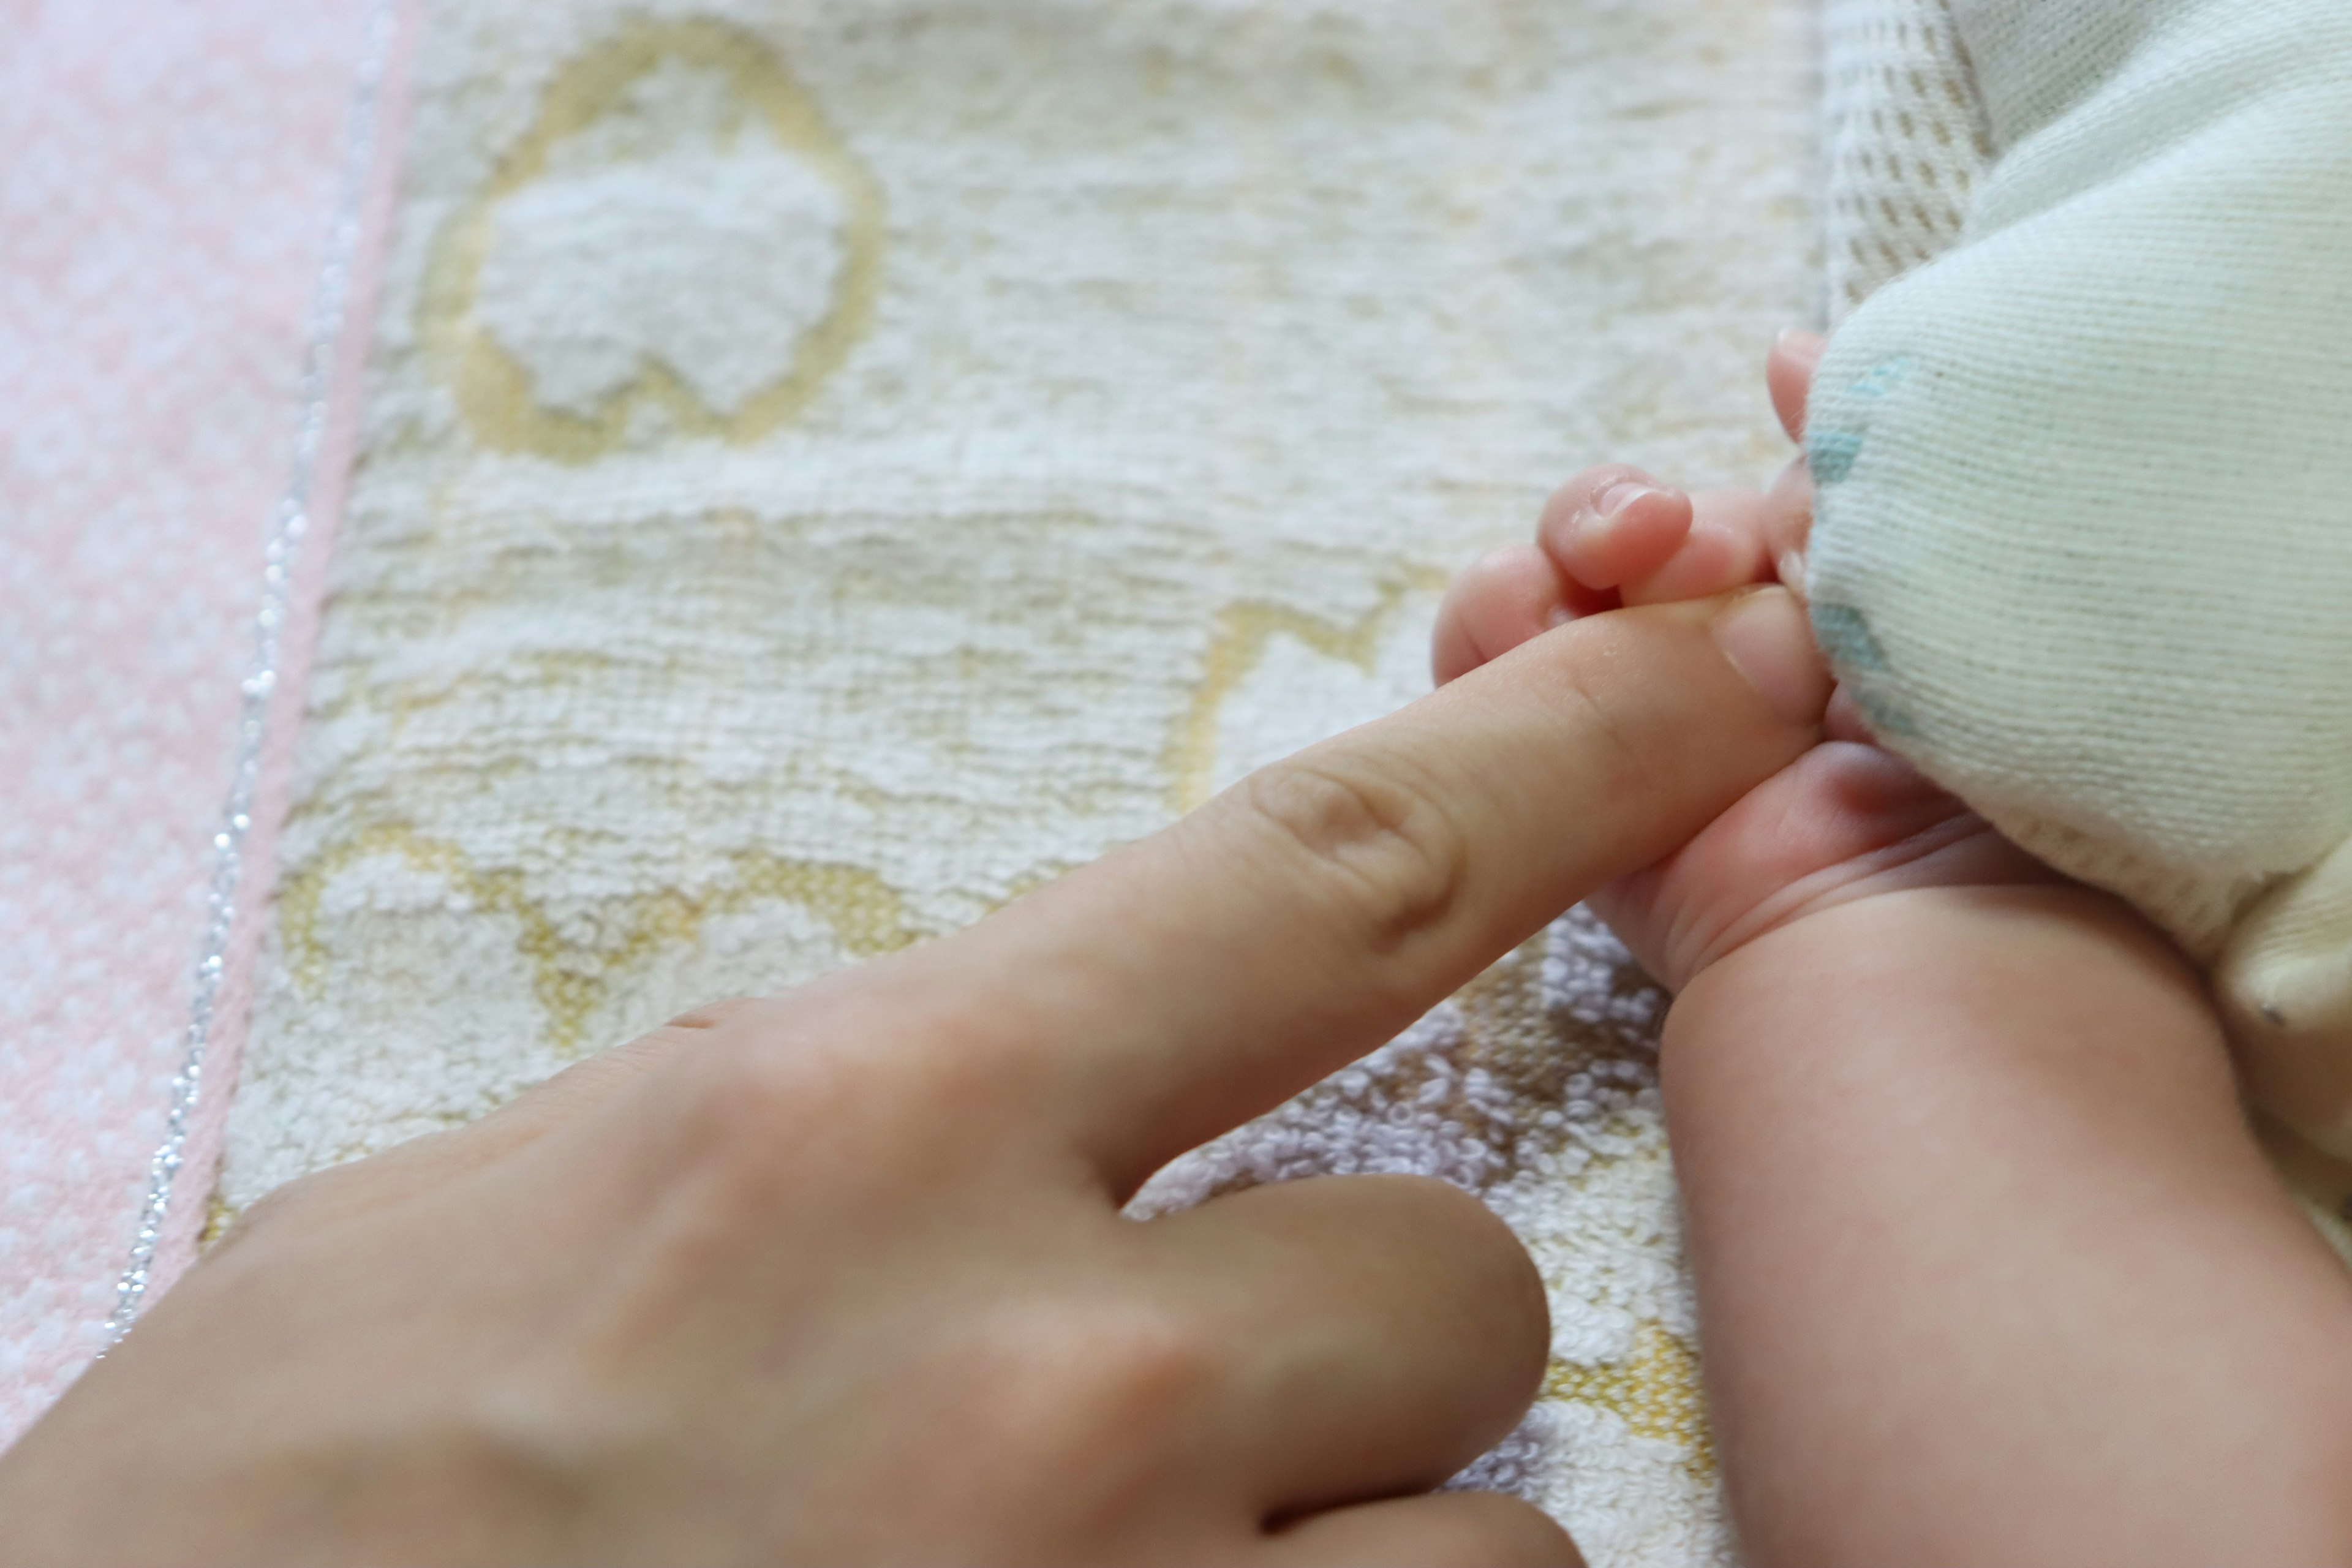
0, 0, 413, 1442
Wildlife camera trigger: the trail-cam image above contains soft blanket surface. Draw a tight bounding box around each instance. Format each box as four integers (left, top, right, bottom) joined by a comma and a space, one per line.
0, 0, 397, 1442
208, 1, 1814, 1558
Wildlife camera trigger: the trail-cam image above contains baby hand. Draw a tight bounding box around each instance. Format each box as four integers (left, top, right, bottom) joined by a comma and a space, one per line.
1432, 334, 2052, 990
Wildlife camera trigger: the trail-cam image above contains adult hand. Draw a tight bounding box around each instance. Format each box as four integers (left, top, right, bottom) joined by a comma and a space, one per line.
0, 592, 1826, 1567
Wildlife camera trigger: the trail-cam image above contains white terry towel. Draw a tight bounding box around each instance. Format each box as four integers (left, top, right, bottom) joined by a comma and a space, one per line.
222, 2, 1820, 1561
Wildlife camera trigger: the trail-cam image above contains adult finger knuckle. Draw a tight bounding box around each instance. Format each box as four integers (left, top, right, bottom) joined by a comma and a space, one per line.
1238, 751, 1469, 958
1065, 1302, 1224, 1424
977, 1297, 1226, 1459
655, 1025, 980, 1218
899, 1297, 1225, 1535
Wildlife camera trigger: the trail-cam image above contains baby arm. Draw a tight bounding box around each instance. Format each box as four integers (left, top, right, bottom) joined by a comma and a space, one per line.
1674, 883, 2352, 1568
1436, 339, 2352, 1566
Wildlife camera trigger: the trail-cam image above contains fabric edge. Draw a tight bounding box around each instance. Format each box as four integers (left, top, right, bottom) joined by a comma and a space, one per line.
123, 0, 428, 1319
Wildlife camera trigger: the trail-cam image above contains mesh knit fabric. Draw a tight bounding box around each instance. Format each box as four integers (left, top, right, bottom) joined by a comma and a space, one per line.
1820, 0, 1991, 318
1807, 0, 2352, 1154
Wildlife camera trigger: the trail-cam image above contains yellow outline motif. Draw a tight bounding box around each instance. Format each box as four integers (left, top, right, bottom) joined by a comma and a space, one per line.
1165, 569, 1450, 813
420, 18, 884, 462
276, 824, 918, 1053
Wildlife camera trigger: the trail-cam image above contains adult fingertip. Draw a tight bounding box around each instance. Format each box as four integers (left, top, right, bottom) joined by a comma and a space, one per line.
1708, 587, 1831, 730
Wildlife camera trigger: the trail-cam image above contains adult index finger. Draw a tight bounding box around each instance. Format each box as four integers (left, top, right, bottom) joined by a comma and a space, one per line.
891, 590, 1826, 1196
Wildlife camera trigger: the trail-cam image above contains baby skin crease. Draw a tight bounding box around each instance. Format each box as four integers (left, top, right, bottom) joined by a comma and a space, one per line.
1429, 333, 2352, 1568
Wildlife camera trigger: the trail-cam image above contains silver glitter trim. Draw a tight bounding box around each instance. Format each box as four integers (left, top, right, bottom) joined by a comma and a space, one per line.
105, 0, 404, 1343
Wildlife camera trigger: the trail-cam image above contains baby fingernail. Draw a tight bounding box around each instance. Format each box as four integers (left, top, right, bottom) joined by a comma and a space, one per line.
1709, 587, 1830, 728
1597, 480, 1660, 519
1773, 326, 1826, 364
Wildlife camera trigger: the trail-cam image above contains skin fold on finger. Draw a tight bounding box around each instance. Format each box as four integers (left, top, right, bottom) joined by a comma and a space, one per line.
869, 589, 1828, 1197
1135, 1175, 1548, 1514
1262, 1490, 1583, 1568
1597, 742, 2056, 989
